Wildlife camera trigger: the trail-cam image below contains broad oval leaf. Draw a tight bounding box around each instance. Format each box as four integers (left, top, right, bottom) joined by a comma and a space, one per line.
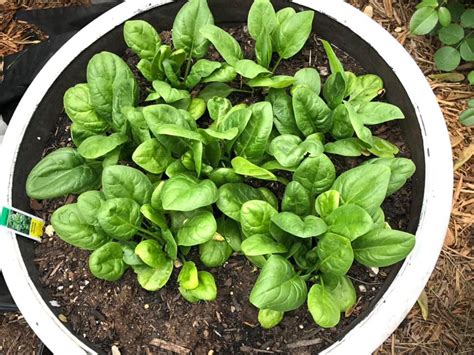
281, 181, 311, 216
241, 234, 287, 256
63, 83, 108, 132
322, 274, 357, 312
132, 138, 174, 174
51, 203, 110, 250
234, 59, 271, 79
250, 255, 307, 312
231, 156, 277, 181
172, 0, 214, 58
87, 51, 135, 120
185, 59, 221, 89
294, 154, 336, 198
240, 200, 278, 237
177, 211, 217, 246
134, 261, 173, 291
275, 11, 314, 59
409, 7, 439, 35
325, 204, 373, 241
293, 68, 321, 94
178, 261, 199, 290
161, 175, 218, 211
78, 133, 128, 159
267, 88, 301, 136
200, 25, 243, 66
77, 190, 105, 227
317, 233, 354, 276
247, 0, 277, 40
234, 102, 273, 163
26, 148, 102, 199
102, 165, 153, 205
89, 242, 126, 281
199, 237, 233, 267
123, 20, 160, 60
135, 239, 168, 269
269, 133, 323, 167
307, 284, 340, 328
293, 85, 332, 135
97, 197, 142, 240
272, 212, 327, 238
331, 164, 391, 215
349, 74, 383, 103
352, 228, 415, 267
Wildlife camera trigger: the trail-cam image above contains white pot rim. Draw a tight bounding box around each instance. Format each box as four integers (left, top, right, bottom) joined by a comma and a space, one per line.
0, 1, 452, 354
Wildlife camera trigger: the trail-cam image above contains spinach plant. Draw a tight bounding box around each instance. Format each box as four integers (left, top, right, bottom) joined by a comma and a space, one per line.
26, 0, 416, 330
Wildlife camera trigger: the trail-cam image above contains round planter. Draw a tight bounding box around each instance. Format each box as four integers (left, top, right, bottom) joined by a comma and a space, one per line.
0, 0, 452, 354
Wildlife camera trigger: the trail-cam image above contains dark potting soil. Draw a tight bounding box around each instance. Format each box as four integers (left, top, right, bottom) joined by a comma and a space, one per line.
31, 25, 413, 354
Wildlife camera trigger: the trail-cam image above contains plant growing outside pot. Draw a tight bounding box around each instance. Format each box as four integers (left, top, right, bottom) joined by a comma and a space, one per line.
25, 0, 416, 330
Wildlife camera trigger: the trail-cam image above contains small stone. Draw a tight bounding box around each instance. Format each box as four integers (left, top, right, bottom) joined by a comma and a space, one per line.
44, 225, 55, 237
208, 350, 214, 355
319, 67, 329, 76
372, 287, 376, 291
230, 306, 236, 313
358, 285, 367, 293
144, 304, 150, 310
111, 345, 121, 355
394, 27, 403, 33
203, 329, 209, 338
36, 137, 41, 140
369, 267, 379, 276
58, 314, 68, 323
57, 286, 64, 291
298, 324, 304, 329
230, 291, 234, 295
174, 259, 183, 268
49, 300, 60, 307
84, 280, 90, 286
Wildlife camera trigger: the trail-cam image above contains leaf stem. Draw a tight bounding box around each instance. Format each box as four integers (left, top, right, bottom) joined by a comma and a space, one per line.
136, 226, 162, 242
183, 56, 193, 81
277, 176, 289, 185
234, 88, 253, 94
271, 56, 283, 74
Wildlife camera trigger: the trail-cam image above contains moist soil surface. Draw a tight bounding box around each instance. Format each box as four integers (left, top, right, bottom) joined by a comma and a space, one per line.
31, 25, 413, 354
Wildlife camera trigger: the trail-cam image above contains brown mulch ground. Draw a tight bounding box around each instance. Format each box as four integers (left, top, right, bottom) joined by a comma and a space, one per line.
0, 0, 472, 354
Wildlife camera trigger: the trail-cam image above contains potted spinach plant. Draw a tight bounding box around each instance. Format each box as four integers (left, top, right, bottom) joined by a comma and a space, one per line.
0, 0, 452, 354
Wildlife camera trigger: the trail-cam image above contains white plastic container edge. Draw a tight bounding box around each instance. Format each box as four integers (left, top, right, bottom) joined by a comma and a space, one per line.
0, 1, 452, 354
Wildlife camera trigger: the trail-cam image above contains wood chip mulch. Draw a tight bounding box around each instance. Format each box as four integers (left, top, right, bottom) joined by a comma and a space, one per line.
0, 0, 472, 354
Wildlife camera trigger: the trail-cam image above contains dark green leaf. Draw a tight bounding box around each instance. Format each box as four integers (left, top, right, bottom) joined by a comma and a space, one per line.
97, 197, 142, 240
26, 148, 102, 199
250, 255, 307, 312
161, 175, 218, 211
102, 165, 153, 205
272, 212, 327, 238
51, 203, 110, 250
352, 228, 416, 267
200, 25, 243, 65
172, 0, 214, 58
331, 164, 391, 215
294, 155, 336, 198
